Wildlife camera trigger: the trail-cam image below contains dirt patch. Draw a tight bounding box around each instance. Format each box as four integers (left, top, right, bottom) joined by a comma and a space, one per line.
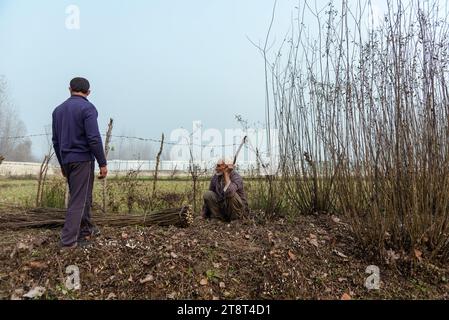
0, 211, 448, 300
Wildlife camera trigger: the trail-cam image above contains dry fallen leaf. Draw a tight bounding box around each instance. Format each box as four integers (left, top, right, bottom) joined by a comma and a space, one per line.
106, 293, 116, 300
17, 242, 32, 251
308, 238, 319, 248
167, 292, 176, 299
288, 250, 297, 260
333, 249, 348, 258
11, 289, 24, 300
386, 249, 400, 264
9, 248, 17, 259
29, 261, 47, 269
139, 274, 154, 284
23, 287, 46, 299
170, 252, 178, 259
331, 215, 341, 223
219, 282, 226, 289
200, 278, 208, 286
414, 249, 423, 262
308, 233, 319, 245
341, 293, 352, 300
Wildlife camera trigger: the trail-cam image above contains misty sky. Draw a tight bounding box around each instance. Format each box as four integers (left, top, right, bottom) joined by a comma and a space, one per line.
0, 0, 389, 158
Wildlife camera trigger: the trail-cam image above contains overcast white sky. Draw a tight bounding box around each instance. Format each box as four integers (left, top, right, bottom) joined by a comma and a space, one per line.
0, 0, 395, 159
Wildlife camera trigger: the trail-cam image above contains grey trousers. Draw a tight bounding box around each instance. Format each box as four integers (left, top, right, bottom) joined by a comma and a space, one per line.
61, 161, 95, 246
203, 190, 244, 221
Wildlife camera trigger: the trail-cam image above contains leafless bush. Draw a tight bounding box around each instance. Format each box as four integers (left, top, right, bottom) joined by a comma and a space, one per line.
263, 0, 449, 263
119, 169, 142, 214
40, 177, 66, 209
36, 152, 54, 207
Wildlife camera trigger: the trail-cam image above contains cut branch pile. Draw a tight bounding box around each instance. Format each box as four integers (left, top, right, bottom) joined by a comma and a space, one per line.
0, 205, 193, 230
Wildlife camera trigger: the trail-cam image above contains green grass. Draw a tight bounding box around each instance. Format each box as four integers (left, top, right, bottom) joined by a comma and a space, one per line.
0, 177, 209, 211
0, 176, 270, 214
0, 178, 37, 206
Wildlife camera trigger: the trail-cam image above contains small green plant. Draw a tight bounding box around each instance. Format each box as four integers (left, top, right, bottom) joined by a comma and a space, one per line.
41, 178, 66, 208
206, 269, 217, 281
55, 283, 78, 299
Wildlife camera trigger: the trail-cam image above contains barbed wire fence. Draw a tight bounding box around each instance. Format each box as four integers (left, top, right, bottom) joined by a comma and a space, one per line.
0, 132, 275, 173
0, 125, 278, 214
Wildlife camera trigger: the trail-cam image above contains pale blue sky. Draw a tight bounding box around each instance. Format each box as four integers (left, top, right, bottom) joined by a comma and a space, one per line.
0, 0, 393, 158
0, 0, 298, 156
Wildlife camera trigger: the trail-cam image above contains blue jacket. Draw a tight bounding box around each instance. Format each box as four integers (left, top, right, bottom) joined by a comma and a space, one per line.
52, 95, 107, 167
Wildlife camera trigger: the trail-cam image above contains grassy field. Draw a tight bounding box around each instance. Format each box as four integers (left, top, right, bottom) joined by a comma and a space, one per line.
0, 174, 285, 228
0, 179, 38, 206
0, 177, 210, 211
0, 176, 273, 214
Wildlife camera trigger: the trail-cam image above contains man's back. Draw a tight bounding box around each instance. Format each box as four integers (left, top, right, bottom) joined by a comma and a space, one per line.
52, 95, 106, 166
53, 77, 108, 249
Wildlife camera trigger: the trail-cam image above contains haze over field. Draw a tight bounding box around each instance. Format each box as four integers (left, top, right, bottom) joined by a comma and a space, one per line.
0, 0, 391, 160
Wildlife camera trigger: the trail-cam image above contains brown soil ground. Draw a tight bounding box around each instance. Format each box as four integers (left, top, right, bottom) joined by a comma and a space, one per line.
1, 210, 448, 300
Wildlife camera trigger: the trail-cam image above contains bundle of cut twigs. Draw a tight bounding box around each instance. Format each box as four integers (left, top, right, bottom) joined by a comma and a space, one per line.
0, 205, 193, 230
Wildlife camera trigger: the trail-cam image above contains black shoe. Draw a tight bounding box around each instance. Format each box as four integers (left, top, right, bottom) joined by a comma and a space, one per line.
91, 226, 101, 237
59, 242, 78, 251
77, 239, 92, 248
80, 226, 101, 241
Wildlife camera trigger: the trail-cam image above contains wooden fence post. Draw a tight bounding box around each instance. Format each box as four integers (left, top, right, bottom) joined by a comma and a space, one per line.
102, 118, 114, 214
150, 133, 164, 211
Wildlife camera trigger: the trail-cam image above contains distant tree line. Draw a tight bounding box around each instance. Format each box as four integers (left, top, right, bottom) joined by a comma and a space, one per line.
0, 76, 35, 162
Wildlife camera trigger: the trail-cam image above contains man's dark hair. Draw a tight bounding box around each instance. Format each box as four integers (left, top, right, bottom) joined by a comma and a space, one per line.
70, 77, 90, 94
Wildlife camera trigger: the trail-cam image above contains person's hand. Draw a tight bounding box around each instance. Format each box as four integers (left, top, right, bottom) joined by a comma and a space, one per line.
98, 166, 108, 179
223, 164, 233, 175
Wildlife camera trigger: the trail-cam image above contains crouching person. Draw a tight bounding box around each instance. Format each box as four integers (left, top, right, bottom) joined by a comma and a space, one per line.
202, 158, 249, 221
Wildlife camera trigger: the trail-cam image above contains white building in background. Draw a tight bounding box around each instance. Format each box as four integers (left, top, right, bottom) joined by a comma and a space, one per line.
0, 161, 58, 177
0, 160, 267, 177
106, 159, 264, 176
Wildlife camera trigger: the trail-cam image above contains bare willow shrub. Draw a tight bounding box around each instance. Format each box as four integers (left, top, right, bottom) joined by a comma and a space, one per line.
267, 0, 449, 262
338, 1, 449, 262
41, 177, 66, 209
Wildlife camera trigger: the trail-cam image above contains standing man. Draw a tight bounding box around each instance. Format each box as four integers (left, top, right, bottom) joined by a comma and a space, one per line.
202, 158, 249, 222
52, 77, 108, 249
